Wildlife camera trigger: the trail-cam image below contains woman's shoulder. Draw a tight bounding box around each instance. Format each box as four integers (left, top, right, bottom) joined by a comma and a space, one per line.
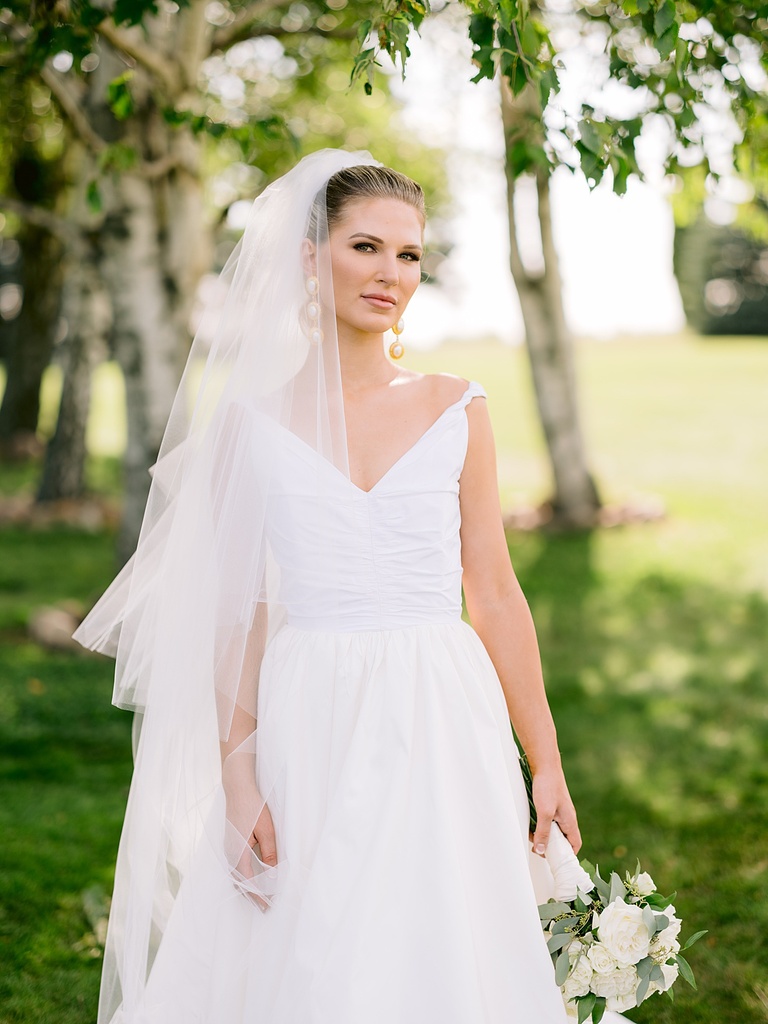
398, 370, 481, 408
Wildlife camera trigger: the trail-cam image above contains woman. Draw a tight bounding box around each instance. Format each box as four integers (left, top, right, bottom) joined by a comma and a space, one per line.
75, 150, 624, 1024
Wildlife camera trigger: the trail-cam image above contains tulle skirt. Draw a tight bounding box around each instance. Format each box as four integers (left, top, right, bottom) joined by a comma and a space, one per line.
130, 619, 574, 1023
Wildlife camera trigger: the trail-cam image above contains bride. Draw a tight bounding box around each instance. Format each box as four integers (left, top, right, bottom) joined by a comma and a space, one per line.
74, 149, 628, 1023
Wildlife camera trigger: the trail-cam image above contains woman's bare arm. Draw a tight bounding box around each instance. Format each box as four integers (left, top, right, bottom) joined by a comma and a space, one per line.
458, 395, 581, 856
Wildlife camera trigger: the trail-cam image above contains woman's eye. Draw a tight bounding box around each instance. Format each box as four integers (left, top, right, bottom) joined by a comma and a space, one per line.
399, 252, 421, 262
353, 243, 375, 252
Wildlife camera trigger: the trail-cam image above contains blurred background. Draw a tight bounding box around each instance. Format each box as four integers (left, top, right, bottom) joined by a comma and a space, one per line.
0, 1, 766, 1022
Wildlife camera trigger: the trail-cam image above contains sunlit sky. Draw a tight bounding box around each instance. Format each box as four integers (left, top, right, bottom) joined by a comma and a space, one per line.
387, 20, 688, 347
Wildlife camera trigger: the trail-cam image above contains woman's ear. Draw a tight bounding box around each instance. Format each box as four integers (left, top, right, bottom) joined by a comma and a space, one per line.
300, 237, 317, 276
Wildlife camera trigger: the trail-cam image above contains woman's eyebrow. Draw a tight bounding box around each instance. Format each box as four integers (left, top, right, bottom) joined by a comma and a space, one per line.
348, 232, 422, 251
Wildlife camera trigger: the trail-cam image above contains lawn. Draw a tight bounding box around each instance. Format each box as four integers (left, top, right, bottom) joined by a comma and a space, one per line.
1, 334, 767, 1022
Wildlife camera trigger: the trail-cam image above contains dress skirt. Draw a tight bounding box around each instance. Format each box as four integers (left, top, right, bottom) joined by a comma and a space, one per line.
135, 619, 570, 1024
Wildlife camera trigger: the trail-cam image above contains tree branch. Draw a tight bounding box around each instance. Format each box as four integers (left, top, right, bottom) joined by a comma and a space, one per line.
97, 19, 182, 94
40, 66, 106, 156
0, 195, 85, 250
210, 0, 291, 53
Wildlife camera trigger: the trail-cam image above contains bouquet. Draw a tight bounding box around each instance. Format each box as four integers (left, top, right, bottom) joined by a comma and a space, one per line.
519, 756, 705, 1022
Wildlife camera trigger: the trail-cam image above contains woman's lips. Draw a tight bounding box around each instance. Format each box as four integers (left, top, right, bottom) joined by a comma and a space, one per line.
362, 295, 397, 310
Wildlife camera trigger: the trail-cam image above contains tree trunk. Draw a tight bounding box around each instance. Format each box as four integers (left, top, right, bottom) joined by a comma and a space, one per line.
500, 79, 601, 527
37, 234, 107, 500
91, 17, 209, 562
0, 221, 63, 458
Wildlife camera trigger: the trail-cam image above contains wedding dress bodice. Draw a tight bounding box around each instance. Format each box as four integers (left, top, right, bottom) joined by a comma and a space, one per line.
264, 381, 487, 632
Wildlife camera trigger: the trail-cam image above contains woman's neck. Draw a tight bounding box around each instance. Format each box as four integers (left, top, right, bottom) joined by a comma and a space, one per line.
336, 327, 399, 393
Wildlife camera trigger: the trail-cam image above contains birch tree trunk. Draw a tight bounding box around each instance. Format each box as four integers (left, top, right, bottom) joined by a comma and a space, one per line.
37, 233, 108, 500
501, 79, 601, 527
90, 9, 210, 561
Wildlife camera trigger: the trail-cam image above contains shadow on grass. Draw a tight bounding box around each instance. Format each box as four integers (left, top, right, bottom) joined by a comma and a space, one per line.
514, 530, 768, 1024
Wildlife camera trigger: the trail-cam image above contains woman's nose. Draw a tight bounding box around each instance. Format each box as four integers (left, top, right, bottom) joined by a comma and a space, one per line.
374, 253, 399, 285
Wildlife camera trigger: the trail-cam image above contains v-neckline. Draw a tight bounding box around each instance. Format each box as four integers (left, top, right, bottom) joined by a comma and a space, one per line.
277, 382, 476, 496
346, 387, 471, 494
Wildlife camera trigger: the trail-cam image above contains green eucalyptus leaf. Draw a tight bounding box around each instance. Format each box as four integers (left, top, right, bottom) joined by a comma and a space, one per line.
555, 948, 571, 986
674, 952, 697, 989
547, 931, 574, 954
593, 996, 607, 1024
636, 973, 651, 1004
539, 901, 572, 921
609, 872, 628, 904
636, 955, 654, 978
682, 929, 708, 950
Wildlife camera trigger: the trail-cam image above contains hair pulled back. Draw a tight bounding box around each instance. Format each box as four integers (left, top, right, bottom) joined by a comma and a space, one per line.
309, 163, 425, 240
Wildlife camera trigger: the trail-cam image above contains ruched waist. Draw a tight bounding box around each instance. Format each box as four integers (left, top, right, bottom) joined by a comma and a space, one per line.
284, 609, 462, 633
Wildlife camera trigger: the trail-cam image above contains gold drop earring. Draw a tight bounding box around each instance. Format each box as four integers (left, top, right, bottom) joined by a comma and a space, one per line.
305, 276, 323, 345
389, 318, 405, 360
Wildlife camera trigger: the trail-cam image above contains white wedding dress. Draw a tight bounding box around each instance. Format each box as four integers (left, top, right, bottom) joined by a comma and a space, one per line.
131, 381, 629, 1023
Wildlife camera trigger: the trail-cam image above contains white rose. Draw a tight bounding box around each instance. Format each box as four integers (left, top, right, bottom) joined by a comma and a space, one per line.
597, 900, 652, 966
651, 905, 682, 952
587, 942, 619, 976
649, 961, 680, 995
562, 955, 594, 1001
592, 965, 638, 1002
607, 989, 638, 1012
633, 871, 656, 896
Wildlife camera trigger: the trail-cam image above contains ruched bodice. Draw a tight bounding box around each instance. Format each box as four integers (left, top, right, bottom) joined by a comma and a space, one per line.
264, 381, 487, 631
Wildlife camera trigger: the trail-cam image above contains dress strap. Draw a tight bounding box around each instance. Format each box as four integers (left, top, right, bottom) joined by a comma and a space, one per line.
458, 381, 487, 408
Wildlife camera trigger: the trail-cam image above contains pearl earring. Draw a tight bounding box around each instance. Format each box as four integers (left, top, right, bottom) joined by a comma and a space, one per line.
305, 276, 323, 345
389, 318, 405, 360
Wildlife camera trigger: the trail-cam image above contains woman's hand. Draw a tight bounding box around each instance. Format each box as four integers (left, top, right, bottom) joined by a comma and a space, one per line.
225, 784, 278, 911
531, 766, 582, 858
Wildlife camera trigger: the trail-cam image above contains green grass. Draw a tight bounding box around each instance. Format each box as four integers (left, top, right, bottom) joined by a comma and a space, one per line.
1, 336, 767, 1022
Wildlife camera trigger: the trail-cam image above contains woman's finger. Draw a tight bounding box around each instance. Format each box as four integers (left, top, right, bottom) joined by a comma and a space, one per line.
556, 808, 582, 855
532, 806, 554, 857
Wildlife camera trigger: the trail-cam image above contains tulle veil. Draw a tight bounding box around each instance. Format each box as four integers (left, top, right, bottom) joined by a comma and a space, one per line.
73, 148, 380, 1023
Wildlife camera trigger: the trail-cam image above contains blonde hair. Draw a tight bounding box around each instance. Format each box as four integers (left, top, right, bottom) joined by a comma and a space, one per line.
309, 164, 425, 238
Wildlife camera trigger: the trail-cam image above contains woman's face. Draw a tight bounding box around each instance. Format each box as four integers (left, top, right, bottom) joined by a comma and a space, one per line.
324, 197, 424, 338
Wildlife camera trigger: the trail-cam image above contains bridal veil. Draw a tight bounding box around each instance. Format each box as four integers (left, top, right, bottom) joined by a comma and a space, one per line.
73, 148, 379, 1023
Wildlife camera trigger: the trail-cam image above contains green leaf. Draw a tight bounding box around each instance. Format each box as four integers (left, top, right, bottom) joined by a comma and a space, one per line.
682, 929, 708, 950
574, 893, 592, 912
547, 931, 574, 954
609, 872, 628, 904
636, 955, 654, 978
539, 901, 572, 921
646, 891, 676, 910
656, 22, 679, 60
593, 995, 607, 1024
674, 952, 697, 989
675, 36, 689, 75
636, 973, 651, 1004
612, 155, 630, 195
86, 179, 102, 214
578, 119, 602, 156
555, 948, 571, 986
107, 71, 135, 122
653, 0, 675, 38
577, 992, 596, 1024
